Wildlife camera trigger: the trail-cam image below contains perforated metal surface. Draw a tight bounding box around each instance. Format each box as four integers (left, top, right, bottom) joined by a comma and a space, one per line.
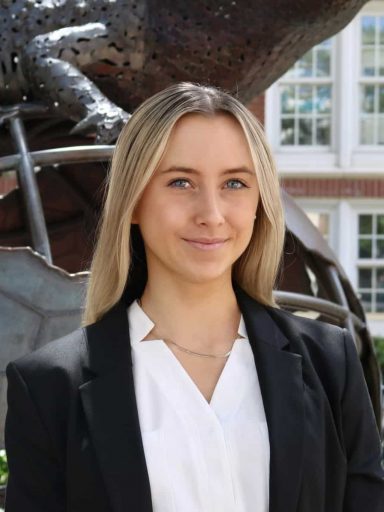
0, 0, 368, 142
0, 246, 87, 447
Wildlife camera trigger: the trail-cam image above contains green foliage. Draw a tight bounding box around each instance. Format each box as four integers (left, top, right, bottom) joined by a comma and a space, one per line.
0, 450, 7, 485
373, 337, 384, 374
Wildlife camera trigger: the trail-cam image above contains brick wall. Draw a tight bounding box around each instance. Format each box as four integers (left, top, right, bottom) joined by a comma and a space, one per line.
281, 177, 384, 198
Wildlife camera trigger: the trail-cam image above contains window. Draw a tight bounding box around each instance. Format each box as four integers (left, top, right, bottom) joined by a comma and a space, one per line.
266, 1, 384, 170
359, 14, 384, 145
278, 39, 334, 147
357, 213, 384, 312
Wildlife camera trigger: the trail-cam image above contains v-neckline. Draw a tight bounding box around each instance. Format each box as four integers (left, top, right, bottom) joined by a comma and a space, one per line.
128, 300, 255, 424
158, 335, 245, 406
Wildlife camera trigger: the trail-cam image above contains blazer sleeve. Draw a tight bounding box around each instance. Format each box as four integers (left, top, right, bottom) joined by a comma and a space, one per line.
4, 361, 66, 511
341, 328, 384, 511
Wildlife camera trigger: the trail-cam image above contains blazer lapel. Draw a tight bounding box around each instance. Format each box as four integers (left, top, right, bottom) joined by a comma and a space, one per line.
79, 288, 305, 512
79, 300, 153, 512
235, 286, 305, 512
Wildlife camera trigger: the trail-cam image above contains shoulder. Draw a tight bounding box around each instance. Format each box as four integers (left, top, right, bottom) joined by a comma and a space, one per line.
263, 306, 364, 415
5, 328, 89, 459
267, 304, 346, 339
6, 327, 87, 389
264, 304, 351, 374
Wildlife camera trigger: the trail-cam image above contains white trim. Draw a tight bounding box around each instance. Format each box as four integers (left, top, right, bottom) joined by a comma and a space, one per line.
265, 0, 384, 174
337, 20, 354, 167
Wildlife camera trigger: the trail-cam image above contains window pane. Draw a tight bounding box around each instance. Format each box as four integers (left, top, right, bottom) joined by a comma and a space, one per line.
359, 214, 373, 234
380, 49, 384, 76
318, 213, 329, 236
360, 292, 372, 312
316, 85, 331, 113
316, 49, 331, 77
298, 85, 313, 113
297, 51, 313, 77
306, 212, 329, 237
315, 118, 331, 145
379, 86, 384, 113
377, 293, 384, 312
377, 214, 384, 234
281, 85, 295, 114
358, 268, 372, 288
361, 85, 375, 113
298, 118, 312, 145
359, 238, 372, 258
319, 38, 332, 48
362, 48, 375, 76
281, 118, 294, 145
362, 16, 376, 45
360, 117, 375, 144
379, 118, 384, 145
380, 17, 384, 45
377, 268, 384, 289
283, 67, 296, 79
377, 239, 384, 258
376, 293, 384, 313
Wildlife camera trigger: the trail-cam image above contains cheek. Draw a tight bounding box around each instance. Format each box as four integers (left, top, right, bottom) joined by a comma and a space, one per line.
233, 210, 256, 247
139, 202, 182, 241
232, 206, 255, 228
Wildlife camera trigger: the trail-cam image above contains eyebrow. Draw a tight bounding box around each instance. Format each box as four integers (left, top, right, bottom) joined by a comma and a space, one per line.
159, 165, 255, 176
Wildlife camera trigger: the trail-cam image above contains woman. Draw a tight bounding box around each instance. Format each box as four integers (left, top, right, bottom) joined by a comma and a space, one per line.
4, 82, 384, 512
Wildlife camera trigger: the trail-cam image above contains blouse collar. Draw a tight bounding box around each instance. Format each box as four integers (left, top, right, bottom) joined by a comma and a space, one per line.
127, 299, 248, 346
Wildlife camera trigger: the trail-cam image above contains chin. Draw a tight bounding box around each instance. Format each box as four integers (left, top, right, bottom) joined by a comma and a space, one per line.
177, 263, 233, 285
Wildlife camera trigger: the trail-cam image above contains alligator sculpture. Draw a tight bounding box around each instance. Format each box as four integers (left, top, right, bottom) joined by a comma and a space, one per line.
0, 0, 368, 142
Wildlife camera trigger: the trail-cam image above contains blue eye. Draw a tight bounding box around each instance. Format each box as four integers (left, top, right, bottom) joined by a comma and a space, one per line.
225, 179, 247, 189
168, 179, 190, 188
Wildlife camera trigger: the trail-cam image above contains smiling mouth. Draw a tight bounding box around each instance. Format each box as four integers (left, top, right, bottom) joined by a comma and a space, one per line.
182, 238, 228, 251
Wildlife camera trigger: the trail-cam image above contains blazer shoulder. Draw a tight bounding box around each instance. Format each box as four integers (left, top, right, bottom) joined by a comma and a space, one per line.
267, 304, 345, 336
6, 327, 87, 382
265, 304, 348, 360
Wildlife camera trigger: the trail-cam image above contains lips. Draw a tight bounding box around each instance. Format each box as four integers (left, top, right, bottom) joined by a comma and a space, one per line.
185, 238, 228, 244
182, 237, 228, 251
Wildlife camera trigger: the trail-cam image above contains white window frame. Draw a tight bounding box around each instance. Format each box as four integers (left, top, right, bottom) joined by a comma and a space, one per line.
348, 200, 384, 320
293, 199, 384, 316
265, 38, 338, 170
352, 1, 384, 166
265, 0, 384, 176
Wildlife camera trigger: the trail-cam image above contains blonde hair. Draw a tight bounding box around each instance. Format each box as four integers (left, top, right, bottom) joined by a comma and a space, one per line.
83, 82, 285, 326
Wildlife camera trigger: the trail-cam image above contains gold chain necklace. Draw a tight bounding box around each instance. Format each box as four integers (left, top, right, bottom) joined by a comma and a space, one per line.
137, 298, 236, 359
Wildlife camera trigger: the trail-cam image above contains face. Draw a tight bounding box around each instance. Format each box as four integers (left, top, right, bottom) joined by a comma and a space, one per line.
132, 113, 260, 287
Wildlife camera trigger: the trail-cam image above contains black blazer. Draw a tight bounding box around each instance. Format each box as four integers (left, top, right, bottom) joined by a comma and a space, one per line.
4, 286, 384, 512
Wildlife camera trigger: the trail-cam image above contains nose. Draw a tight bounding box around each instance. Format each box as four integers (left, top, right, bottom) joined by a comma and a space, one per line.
194, 187, 225, 226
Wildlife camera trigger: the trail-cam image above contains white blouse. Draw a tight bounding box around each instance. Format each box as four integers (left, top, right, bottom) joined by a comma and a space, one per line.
128, 299, 270, 512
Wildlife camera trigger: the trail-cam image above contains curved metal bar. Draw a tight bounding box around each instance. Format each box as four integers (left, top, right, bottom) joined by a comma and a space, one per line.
273, 290, 365, 331
324, 266, 356, 335
0, 145, 114, 173
9, 116, 52, 263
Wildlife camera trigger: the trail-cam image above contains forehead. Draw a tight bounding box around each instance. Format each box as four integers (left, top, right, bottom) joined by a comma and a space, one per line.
159, 112, 254, 167
170, 112, 245, 141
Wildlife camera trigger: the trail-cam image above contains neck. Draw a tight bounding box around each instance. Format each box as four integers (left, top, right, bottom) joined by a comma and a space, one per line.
139, 271, 241, 351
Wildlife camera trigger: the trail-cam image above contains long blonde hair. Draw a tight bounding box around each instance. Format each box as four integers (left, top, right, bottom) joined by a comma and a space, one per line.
83, 82, 285, 326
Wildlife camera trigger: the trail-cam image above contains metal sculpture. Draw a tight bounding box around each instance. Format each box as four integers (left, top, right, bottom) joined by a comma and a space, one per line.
1, 0, 368, 143
1, 0, 382, 450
